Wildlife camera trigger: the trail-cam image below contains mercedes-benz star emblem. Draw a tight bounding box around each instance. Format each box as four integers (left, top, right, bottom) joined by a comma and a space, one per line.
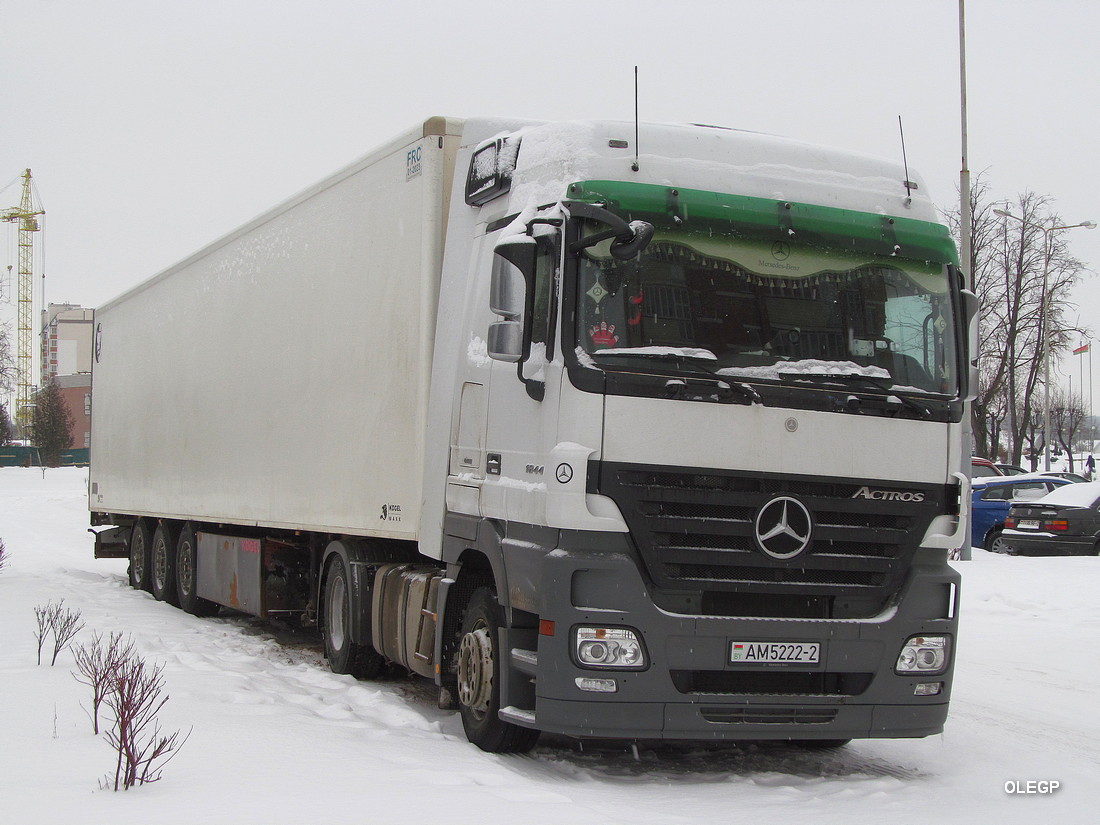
753, 496, 813, 560
555, 463, 573, 484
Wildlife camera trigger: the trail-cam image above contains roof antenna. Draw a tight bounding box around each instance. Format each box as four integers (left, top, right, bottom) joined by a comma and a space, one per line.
632, 66, 640, 172
898, 115, 914, 205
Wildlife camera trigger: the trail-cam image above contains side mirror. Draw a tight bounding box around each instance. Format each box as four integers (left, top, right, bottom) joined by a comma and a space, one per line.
961, 288, 980, 402
490, 255, 526, 319
610, 220, 655, 260
487, 320, 523, 362
488, 235, 536, 362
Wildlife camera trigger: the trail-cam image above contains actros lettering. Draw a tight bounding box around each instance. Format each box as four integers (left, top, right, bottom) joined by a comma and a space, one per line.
852, 486, 925, 503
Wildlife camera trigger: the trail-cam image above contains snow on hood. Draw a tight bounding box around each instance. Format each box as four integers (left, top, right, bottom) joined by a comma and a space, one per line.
1035, 482, 1100, 508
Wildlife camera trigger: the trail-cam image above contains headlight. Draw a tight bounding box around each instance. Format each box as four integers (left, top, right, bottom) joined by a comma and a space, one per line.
574, 626, 647, 670
895, 635, 950, 675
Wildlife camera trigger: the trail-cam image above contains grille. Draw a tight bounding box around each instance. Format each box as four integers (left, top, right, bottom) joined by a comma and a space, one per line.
698, 707, 839, 725
598, 464, 944, 615
672, 670, 873, 697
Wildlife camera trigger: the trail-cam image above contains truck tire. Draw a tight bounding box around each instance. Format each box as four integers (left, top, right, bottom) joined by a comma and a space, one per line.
456, 587, 540, 754
176, 524, 219, 617
323, 555, 385, 678
150, 522, 181, 606
129, 520, 153, 592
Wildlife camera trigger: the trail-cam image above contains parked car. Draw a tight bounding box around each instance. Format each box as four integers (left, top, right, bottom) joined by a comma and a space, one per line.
1038, 471, 1090, 483
995, 463, 1028, 476
971, 457, 1003, 478
970, 475, 1073, 553
1002, 482, 1100, 556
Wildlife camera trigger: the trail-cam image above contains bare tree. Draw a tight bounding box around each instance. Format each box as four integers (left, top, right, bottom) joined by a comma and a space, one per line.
0, 401, 13, 446
1050, 389, 1087, 472
946, 176, 1089, 463
0, 323, 15, 393
73, 632, 136, 735
103, 651, 190, 790
0, 537, 8, 573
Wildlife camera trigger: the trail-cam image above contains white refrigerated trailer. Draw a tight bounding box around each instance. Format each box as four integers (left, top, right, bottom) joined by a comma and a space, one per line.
91, 116, 974, 752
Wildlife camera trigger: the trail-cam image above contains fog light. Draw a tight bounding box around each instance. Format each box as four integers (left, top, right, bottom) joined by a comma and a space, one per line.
574, 626, 647, 670
914, 682, 943, 696
575, 676, 618, 693
895, 635, 950, 675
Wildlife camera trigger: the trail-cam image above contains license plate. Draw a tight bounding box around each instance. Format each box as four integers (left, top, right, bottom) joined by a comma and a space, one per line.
730, 641, 820, 664
1018, 519, 1040, 529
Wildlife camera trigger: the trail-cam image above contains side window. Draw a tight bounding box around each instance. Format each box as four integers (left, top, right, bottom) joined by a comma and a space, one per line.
1012, 483, 1048, 501
522, 232, 559, 384
980, 486, 1007, 501
530, 239, 556, 349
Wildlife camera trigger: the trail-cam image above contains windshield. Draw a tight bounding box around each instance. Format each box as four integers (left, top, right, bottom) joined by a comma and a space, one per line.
576, 220, 960, 396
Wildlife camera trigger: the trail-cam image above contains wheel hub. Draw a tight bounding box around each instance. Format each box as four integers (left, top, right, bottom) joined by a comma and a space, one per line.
457, 626, 493, 714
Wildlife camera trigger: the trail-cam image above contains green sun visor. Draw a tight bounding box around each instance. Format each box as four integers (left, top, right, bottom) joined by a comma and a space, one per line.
565, 180, 959, 266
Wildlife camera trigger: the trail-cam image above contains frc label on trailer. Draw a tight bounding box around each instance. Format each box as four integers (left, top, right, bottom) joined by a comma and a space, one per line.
406, 146, 423, 181
730, 641, 820, 665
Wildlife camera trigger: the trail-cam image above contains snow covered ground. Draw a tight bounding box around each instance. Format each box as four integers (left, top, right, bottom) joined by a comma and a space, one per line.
2, 468, 1098, 824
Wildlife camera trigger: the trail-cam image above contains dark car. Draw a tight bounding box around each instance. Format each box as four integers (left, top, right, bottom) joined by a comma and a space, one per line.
995, 463, 1028, 476
971, 457, 1003, 478
971, 475, 1072, 553
1002, 481, 1100, 556
1038, 471, 1090, 483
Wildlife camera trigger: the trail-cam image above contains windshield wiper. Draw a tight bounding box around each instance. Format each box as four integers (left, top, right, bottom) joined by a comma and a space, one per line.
783, 371, 931, 418
595, 351, 760, 405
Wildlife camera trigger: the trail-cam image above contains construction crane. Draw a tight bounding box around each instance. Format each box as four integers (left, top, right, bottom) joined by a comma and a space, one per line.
2, 169, 45, 441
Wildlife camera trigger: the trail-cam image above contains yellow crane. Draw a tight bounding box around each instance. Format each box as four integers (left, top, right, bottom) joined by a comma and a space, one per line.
2, 169, 45, 441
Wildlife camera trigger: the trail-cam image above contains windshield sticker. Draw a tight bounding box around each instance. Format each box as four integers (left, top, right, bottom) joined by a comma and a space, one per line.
627, 291, 644, 326
589, 321, 620, 348
586, 281, 609, 304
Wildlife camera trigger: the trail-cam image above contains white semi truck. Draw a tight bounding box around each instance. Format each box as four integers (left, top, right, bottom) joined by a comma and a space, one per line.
90, 116, 974, 753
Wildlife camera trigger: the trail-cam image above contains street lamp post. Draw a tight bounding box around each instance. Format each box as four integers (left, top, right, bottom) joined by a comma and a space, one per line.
993, 209, 1096, 471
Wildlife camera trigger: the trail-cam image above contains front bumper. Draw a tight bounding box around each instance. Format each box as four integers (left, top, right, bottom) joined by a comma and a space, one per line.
521, 542, 959, 741
1002, 529, 1096, 556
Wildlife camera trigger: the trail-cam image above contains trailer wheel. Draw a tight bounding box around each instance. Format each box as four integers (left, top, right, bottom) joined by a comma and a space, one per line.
129, 520, 153, 592
150, 522, 180, 606
323, 555, 384, 678
176, 524, 219, 617
456, 587, 539, 754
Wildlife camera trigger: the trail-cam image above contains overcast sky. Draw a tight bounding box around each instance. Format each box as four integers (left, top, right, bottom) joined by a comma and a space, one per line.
3, 0, 1100, 395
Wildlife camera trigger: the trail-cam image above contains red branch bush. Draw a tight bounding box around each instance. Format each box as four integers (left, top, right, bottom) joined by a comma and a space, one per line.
102, 650, 190, 790
73, 632, 135, 735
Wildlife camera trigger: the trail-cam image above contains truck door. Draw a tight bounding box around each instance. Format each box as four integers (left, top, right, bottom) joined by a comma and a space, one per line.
480, 220, 563, 527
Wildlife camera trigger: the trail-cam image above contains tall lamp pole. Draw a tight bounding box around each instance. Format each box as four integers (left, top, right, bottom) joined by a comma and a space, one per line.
993, 209, 1096, 470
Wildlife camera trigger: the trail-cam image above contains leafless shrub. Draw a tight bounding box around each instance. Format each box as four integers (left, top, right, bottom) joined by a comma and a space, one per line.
0, 537, 8, 572
33, 603, 54, 665
103, 651, 190, 790
73, 632, 135, 734
33, 600, 86, 666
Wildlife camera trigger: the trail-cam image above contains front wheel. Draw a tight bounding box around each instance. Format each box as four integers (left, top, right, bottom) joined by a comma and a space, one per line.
456, 587, 539, 754
323, 555, 384, 678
